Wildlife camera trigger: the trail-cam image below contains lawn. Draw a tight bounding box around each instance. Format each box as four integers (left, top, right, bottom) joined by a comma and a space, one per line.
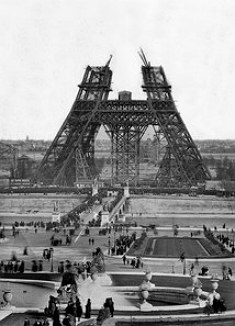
127, 236, 233, 259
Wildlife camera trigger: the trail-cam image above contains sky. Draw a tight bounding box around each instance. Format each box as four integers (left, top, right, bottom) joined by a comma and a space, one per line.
0, 0, 235, 140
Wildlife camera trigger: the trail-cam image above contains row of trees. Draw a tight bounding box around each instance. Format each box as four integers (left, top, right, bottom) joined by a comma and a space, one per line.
203, 156, 235, 181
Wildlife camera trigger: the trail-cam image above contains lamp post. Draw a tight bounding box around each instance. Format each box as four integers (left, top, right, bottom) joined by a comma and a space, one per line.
108, 236, 111, 256
50, 247, 54, 272
112, 230, 116, 255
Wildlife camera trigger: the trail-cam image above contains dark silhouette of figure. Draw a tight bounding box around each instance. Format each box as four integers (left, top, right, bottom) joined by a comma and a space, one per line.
47, 295, 57, 317
61, 264, 77, 293
65, 299, 76, 326
105, 297, 114, 317
23, 246, 28, 255
62, 316, 71, 326
47, 250, 51, 261
19, 260, 25, 273
65, 299, 76, 316
53, 306, 61, 326
212, 296, 226, 313
76, 296, 83, 321
179, 252, 185, 262
85, 299, 91, 318
13, 261, 19, 273
136, 257, 141, 269
38, 260, 43, 272
131, 258, 136, 268
66, 235, 69, 246
32, 260, 38, 272
8, 260, 13, 273
58, 261, 64, 274
97, 303, 110, 325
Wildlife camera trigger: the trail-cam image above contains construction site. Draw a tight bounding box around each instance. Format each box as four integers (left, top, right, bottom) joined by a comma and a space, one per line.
0, 52, 234, 225
0, 53, 234, 325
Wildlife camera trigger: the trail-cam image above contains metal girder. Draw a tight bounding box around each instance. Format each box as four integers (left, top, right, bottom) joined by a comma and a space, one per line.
104, 124, 147, 186
70, 100, 175, 125
36, 63, 112, 185
141, 64, 211, 187
155, 147, 185, 187
37, 57, 211, 188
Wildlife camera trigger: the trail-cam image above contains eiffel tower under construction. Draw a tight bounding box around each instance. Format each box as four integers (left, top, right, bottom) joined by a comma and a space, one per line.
36, 51, 211, 188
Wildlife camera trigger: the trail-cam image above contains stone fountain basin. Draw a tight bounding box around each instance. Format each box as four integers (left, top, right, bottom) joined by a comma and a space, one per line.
108, 286, 190, 305
0, 279, 58, 309
0, 277, 204, 314
58, 285, 203, 315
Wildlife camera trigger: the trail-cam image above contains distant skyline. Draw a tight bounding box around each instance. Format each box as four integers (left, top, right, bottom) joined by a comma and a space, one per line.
0, 0, 235, 140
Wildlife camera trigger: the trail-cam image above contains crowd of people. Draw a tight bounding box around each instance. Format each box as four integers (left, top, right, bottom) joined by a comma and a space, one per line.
44, 293, 114, 326
130, 256, 143, 269
0, 259, 25, 273
216, 233, 235, 254
45, 294, 84, 326
42, 248, 113, 326
112, 232, 136, 256
23, 318, 49, 326
0, 204, 233, 324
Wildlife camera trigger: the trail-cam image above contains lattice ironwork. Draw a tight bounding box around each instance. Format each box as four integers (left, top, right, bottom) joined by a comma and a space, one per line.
36, 61, 112, 185
141, 59, 211, 187
104, 124, 147, 186
37, 54, 211, 187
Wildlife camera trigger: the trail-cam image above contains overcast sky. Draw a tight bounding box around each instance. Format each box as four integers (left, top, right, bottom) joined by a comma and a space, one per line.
0, 0, 235, 140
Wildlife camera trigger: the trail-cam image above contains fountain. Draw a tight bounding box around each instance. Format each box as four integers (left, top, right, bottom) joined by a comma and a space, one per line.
139, 271, 155, 291
0, 269, 234, 326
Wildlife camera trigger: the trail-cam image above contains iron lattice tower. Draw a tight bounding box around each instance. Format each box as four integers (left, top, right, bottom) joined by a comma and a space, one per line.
36, 54, 211, 187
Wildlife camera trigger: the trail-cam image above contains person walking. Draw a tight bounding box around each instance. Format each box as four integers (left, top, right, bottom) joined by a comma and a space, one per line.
65, 299, 76, 326
131, 258, 136, 268
190, 263, 195, 276
38, 260, 43, 272
19, 260, 25, 273
53, 306, 61, 326
136, 257, 141, 269
75, 296, 83, 322
66, 235, 69, 246
32, 260, 38, 272
85, 299, 91, 318
58, 261, 64, 274
122, 254, 127, 265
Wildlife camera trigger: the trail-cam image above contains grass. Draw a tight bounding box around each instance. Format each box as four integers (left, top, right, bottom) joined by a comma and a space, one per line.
127, 236, 233, 259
